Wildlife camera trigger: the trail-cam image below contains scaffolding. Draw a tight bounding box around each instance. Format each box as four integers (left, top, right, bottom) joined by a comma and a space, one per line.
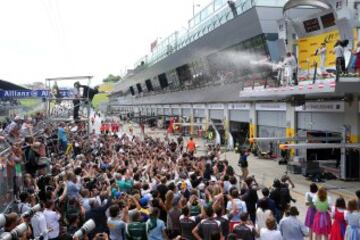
44, 76, 93, 134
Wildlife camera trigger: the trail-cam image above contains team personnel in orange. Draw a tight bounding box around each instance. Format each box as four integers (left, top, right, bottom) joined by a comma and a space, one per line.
186, 137, 196, 155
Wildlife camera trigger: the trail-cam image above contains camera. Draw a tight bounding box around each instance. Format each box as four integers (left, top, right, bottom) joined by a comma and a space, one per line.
0, 214, 6, 228
21, 204, 41, 218
73, 219, 96, 239
0, 223, 27, 240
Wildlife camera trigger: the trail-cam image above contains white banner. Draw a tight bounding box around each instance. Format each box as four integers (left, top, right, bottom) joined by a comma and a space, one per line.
208, 104, 224, 109
296, 101, 344, 112
228, 103, 250, 110
193, 104, 205, 109
256, 103, 286, 111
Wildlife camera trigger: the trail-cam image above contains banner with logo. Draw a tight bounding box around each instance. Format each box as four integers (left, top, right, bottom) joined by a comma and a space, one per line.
298, 30, 340, 70
0, 90, 72, 98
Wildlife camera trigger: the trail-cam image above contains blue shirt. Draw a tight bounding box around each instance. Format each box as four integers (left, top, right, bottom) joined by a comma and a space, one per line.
66, 181, 81, 199
226, 199, 247, 221
58, 127, 67, 142
146, 219, 166, 240
107, 217, 126, 240
279, 216, 309, 240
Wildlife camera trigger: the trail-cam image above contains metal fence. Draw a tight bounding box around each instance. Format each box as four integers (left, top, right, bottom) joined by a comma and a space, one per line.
0, 156, 17, 213
0, 122, 44, 213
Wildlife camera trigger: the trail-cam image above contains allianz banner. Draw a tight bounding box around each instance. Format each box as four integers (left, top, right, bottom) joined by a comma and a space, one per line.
0, 90, 72, 98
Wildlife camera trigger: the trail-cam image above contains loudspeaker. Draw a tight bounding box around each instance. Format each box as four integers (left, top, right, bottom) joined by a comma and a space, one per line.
129, 86, 135, 96
145, 79, 153, 91
158, 73, 168, 89
136, 83, 142, 93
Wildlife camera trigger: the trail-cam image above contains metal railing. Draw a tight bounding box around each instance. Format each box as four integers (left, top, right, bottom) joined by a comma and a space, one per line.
0, 121, 44, 213
134, 0, 287, 69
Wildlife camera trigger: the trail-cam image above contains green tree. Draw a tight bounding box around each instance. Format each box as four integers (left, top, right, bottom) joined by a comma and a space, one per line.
103, 74, 121, 83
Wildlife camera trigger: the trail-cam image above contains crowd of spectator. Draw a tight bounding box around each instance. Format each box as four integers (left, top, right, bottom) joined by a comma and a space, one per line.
0, 113, 359, 240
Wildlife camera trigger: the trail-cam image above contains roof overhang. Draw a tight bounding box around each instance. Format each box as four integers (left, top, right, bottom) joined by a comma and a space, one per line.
283, 0, 333, 14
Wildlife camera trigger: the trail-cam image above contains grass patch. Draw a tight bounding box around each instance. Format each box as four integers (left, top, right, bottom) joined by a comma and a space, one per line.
19, 99, 41, 108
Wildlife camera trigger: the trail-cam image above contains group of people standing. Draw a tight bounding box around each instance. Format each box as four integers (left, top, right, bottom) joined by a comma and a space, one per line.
99, 120, 121, 134
305, 184, 360, 240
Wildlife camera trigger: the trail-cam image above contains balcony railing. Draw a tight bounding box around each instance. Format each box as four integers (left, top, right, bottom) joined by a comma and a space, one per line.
133, 0, 287, 69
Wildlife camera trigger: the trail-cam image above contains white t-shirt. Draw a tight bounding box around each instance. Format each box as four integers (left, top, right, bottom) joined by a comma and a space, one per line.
43, 209, 61, 239
31, 212, 48, 240
305, 192, 316, 204
260, 228, 282, 240
334, 45, 344, 58
256, 208, 272, 230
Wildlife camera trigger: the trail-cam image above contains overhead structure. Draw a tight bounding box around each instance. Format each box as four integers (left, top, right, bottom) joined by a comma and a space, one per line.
45, 76, 93, 133
250, 136, 343, 143
280, 143, 360, 150
283, 0, 333, 14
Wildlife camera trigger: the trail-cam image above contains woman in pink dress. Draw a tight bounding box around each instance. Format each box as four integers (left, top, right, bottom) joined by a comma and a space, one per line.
330, 197, 347, 240
312, 187, 332, 240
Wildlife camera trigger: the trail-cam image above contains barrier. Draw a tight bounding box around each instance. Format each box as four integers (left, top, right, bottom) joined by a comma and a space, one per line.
0, 121, 44, 213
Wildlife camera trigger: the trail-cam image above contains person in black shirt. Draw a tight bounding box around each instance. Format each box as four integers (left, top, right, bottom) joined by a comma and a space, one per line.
214, 206, 229, 238
232, 213, 257, 240
179, 206, 200, 240
85, 196, 112, 239
241, 177, 258, 224
157, 177, 169, 202
257, 187, 277, 221
192, 207, 223, 240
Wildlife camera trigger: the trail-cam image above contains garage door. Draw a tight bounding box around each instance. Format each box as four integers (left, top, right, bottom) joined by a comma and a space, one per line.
229, 110, 249, 122
257, 111, 286, 128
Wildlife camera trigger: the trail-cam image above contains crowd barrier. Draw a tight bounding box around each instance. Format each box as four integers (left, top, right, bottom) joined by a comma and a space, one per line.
0, 123, 44, 213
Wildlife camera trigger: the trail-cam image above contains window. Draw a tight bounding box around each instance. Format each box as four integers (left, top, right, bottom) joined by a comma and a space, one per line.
321, 13, 336, 28
303, 18, 321, 33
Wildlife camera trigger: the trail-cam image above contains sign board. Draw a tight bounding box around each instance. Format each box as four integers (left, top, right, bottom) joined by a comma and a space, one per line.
298, 30, 340, 70
296, 101, 344, 112
228, 103, 250, 110
208, 104, 224, 109
256, 103, 286, 111
181, 104, 192, 109
0, 90, 72, 98
193, 104, 205, 109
